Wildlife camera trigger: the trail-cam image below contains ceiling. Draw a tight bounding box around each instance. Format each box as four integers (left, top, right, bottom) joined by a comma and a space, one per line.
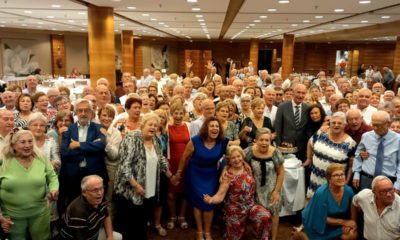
0, 0, 399, 42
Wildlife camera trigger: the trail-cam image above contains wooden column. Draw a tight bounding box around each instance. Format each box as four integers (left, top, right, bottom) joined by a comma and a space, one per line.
88, 6, 116, 90
50, 34, 66, 77
351, 50, 359, 77
249, 40, 259, 74
121, 30, 134, 74
271, 49, 278, 73
282, 34, 295, 80
347, 51, 353, 78
394, 36, 400, 75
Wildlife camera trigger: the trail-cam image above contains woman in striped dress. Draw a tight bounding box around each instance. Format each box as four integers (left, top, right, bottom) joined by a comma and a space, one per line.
304, 112, 356, 198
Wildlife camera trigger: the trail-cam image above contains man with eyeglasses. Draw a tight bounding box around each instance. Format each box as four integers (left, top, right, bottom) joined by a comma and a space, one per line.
59, 175, 122, 240
351, 175, 400, 240
352, 111, 400, 191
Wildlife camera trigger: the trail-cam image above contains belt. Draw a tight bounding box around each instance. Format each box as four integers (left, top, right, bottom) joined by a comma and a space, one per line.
360, 171, 397, 183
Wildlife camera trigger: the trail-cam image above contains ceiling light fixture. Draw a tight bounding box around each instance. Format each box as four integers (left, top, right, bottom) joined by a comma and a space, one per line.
199, 23, 206, 25
158, 22, 165, 25
119, 24, 125, 26
291, 24, 298, 26
315, 16, 323, 19
142, 13, 150, 17
334, 9, 344, 12
78, 12, 86, 15
361, 20, 368, 23
303, 20, 310, 23
51, 4, 61, 8
47, 16, 55, 19
195, 15, 203, 18
150, 18, 157, 21
187, 0, 198, 2
198, 19, 205, 22
359, 0, 371, 4
268, 8, 277, 12
342, 24, 349, 27
192, 7, 201, 11
24, 10, 32, 14
68, 20, 75, 23
254, 19, 261, 23
381, 16, 391, 19
278, 0, 290, 3
259, 15, 267, 19
249, 23, 255, 26
127, 6, 136, 10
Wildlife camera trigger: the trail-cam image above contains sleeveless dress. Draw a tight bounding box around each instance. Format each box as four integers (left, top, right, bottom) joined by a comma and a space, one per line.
307, 131, 356, 198
168, 124, 190, 193
185, 135, 229, 211
224, 171, 272, 240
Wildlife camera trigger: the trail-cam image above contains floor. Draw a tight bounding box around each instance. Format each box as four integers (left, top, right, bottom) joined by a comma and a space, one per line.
148, 215, 300, 240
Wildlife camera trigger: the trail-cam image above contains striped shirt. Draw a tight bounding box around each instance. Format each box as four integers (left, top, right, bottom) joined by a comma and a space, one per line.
59, 196, 109, 240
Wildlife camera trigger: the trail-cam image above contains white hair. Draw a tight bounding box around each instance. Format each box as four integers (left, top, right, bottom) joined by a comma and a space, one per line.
27, 112, 48, 126
371, 175, 391, 191
81, 175, 103, 190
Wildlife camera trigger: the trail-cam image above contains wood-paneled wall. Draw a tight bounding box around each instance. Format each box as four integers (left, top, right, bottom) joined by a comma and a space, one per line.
394, 36, 400, 75
50, 34, 66, 76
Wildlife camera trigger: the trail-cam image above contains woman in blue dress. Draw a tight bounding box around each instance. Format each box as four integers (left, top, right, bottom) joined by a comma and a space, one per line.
172, 116, 229, 240
300, 163, 357, 240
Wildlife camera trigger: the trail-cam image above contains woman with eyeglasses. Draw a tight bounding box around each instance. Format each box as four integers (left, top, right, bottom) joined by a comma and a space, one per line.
298, 163, 357, 240
303, 112, 356, 198
32, 92, 56, 125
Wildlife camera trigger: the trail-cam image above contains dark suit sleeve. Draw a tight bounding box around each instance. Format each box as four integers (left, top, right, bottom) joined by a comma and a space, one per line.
275, 105, 283, 146
61, 127, 82, 159
79, 125, 106, 153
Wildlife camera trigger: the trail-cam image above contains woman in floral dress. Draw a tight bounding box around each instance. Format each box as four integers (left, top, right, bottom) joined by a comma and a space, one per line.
204, 146, 272, 240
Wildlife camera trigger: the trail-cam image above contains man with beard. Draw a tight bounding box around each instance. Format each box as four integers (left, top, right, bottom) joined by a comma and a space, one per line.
59, 99, 107, 215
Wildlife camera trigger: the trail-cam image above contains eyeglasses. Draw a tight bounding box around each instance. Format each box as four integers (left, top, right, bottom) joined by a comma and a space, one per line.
331, 173, 345, 178
378, 188, 395, 195
276, 93, 283, 96
86, 186, 104, 194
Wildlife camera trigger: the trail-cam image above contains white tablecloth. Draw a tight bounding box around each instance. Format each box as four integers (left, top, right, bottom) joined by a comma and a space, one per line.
279, 154, 306, 217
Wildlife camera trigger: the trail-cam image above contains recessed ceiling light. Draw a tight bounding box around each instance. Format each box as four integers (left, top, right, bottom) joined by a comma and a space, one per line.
38, 22, 43, 24
24, 10, 32, 14
278, 0, 290, 3
359, 0, 371, 4
78, 12, 86, 15
52, 28, 57, 31
127, 6, 136, 10
315, 16, 323, 19
195, 15, 203, 18
164, 25, 169, 27
119, 24, 125, 26
249, 23, 255, 26
259, 15, 267, 19
199, 23, 206, 26
291, 24, 298, 26
187, 0, 197, 2
150, 18, 157, 21
192, 7, 201, 11
158, 22, 165, 25
82, 23, 87, 26
303, 20, 310, 23
51, 4, 61, 8
68, 20, 75, 23
330, 27, 336, 29
0, 25, 5, 27
21, 24, 27, 26
142, 13, 150, 17
381, 16, 391, 19
254, 19, 261, 23
342, 24, 349, 27
198, 19, 204, 22
268, 8, 277, 12
361, 20, 368, 23
37, 26, 43, 28
47, 16, 55, 19
334, 9, 344, 12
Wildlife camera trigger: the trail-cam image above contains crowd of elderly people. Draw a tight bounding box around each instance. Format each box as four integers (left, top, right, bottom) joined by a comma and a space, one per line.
0, 62, 399, 240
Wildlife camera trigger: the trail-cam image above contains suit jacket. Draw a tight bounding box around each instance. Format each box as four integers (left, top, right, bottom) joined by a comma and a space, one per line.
60, 122, 108, 182
275, 101, 310, 155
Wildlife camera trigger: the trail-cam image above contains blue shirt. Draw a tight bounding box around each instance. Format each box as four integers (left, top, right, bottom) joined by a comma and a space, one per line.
353, 130, 400, 190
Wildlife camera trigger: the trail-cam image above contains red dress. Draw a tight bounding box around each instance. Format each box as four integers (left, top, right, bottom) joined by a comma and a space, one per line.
168, 124, 190, 193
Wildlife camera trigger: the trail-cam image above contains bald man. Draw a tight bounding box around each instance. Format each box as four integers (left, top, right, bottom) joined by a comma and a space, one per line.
344, 109, 373, 144
0, 91, 16, 110
190, 99, 215, 137
351, 88, 377, 125
275, 84, 310, 160
22, 75, 38, 95
353, 111, 400, 190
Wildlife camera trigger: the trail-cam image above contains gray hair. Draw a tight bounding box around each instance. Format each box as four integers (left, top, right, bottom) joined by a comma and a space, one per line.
331, 111, 346, 123
255, 127, 272, 140
140, 112, 160, 130
346, 108, 363, 119
27, 112, 48, 126
74, 98, 93, 112
192, 92, 207, 102
81, 175, 103, 190
371, 175, 391, 191
271, 73, 282, 84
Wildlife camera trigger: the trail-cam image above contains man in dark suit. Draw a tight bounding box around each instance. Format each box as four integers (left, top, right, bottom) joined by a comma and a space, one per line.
58, 99, 108, 215
275, 83, 309, 161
